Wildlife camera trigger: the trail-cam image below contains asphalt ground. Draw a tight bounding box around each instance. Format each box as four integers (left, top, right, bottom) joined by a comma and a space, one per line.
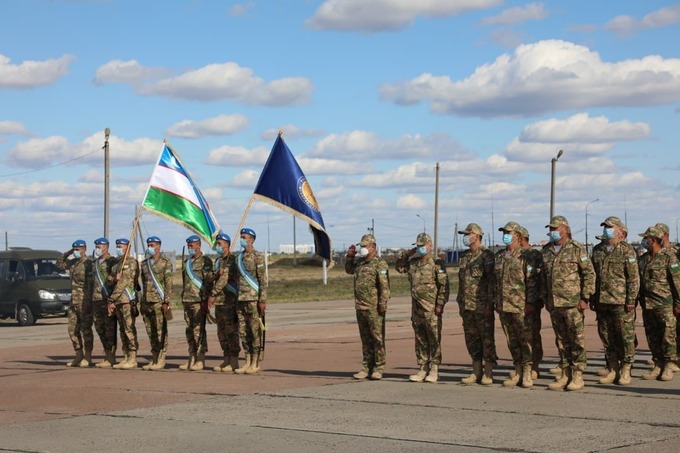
0, 297, 679, 452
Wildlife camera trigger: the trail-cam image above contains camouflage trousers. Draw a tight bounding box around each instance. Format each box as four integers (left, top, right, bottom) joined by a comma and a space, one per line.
183, 302, 208, 354
215, 302, 240, 357
93, 300, 116, 352
114, 303, 138, 354
529, 307, 543, 364
356, 308, 385, 373
550, 306, 587, 371
411, 304, 442, 366
141, 302, 168, 354
643, 307, 677, 363
594, 306, 610, 362
67, 303, 93, 352
236, 300, 262, 355
599, 305, 635, 364
499, 311, 532, 367
461, 309, 497, 365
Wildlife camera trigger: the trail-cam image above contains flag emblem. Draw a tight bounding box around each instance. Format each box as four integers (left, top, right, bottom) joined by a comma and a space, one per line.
298, 177, 320, 212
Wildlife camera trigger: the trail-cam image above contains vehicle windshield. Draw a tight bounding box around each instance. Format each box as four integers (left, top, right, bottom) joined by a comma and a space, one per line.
22, 259, 68, 279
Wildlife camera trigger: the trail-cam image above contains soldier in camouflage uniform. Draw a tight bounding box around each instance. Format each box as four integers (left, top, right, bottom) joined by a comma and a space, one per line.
57, 239, 94, 368
590, 235, 613, 377
345, 233, 390, 380
396, 233, 449, 383
519, 226, 544, 379
140, 236, 173, 371
108, 238, 140, 370
233, 228, 267, 375
638, 226, 680, 381
492, 221, 538, 388
91, 237, 118, 368
181, 235, 213, 371
456, 223, 497, 385
654, 223, 680, 372
542, 216, 595, 391
592, 216, 640, 385
207, 232, 240, 373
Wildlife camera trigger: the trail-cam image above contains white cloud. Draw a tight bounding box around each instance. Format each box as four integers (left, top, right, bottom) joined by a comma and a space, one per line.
0, 54, 74, 88
93, 59, 167, 85
605, 3, 680, 36
231, 169, 260, 188
261, 124, 325, 140
205, 145, 269, 166
166, 114, 249, 139
396, 194, 426, 209
297, 157, 357, 175
306, 0, 502, 32
487, 28, 524, 48
380, 40, 680, 117
481, 3, 547, 26
0, 121, 31, 136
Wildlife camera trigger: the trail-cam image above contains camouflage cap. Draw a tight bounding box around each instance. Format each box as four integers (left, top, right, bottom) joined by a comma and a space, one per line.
414, 232, 432, 246
639, 226, 664, 240
546, 215, 569, 228
517, 226, 530, 239
458, 223, 484, 236
358, 234, 376, 246
600, 216, 625, 229
654, 223, 670, 234
499, 221, 521, 233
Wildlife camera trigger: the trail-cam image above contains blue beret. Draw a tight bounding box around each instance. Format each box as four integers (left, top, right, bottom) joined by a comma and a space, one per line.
72, 239, 86, 248
216, 232, 231, 243
115, 238, 129, 245
94, 237, 109, 245
146, 236, 162, 244
186, 234, 201, 244
240, 228, 256, 239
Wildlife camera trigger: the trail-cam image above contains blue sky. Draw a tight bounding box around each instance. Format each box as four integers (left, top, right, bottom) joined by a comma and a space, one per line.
1, 0, 679, 256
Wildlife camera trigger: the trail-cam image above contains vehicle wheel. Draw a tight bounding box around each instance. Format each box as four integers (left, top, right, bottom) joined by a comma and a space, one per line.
17, 304, 36, 326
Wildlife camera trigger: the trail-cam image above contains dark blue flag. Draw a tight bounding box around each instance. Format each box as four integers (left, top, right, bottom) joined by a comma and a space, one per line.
253, 134, 332, 261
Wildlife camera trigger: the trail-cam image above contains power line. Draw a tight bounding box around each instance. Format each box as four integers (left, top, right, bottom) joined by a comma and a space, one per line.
0, 148, 99, 178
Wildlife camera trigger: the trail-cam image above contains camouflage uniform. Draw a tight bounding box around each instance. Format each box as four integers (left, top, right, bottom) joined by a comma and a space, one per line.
210, 252, 240, 358
523, 246, 545, 367
234, 249, 267, 356
395, 245, 449, 369
542, 239, 595, 372
592, 240, 640, 366
345, 253, 390, 375
141, 254, 173, 354
92, 255, 117, 353
492, 246, 537, 369
638, 246, 680, 365
457, 245, 497, 366
109, 256, 140, 355
590, 239, 610, 363
182, 253, 213, 354
57, 252, 93, 353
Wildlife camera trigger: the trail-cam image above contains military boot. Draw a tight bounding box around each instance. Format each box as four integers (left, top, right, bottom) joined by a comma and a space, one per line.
641, 361, 661, 380
190, 352, 205, 371
566, 369, 585, 391
112, 353, 129, 369
67, 350, 84, 367
549, 365, 561, 375
503, 365, 521, 387
246, 353, 261, 374
521, 364, 533, 388
213, 354, 230, 372
95, 350, 114, 368
179, 354, 196, 371
228, 355, 240, 373
461, 360, 482, 385
669, 361, 680, 372
598, 361, 619, 384
548, 367, 571, 391
121, 351, 137, 369
409, 364, 428, 382
234, 354, 251, 375
659, 362, 674, 381
81, 349, 93, 367
149, 352, 166, 370
617, 362, 632, 385
353, 367, 369, 380
531, 363, 540, 380
425, 364, 439, 383
480, 361, 494, 385
596, 367, 610, 377
142, 352, 159, 371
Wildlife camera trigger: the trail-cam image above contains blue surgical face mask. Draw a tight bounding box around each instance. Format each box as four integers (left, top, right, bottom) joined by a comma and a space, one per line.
462, 235, 471, 247
215, 246, 224, 255
146, 247, 156, 256
416, 246, 427, 256
240, 239, 248, 249
502, 233, 514, 246
94, 248, 103, 258
549, 230, 562, 243
73, 250, 82, 259
188, 248, 197, 257
640, 239, 648, 250
602, 227, 615, 239
357, 246, 369, 257
116, 248, 124, 257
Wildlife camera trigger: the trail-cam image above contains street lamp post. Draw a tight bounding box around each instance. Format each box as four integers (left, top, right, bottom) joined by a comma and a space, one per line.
585, 198, 599, 256
676, 217, 679, 245
103, 128, 110, 239
550, 149, 564, 220
416, 214, 426, 233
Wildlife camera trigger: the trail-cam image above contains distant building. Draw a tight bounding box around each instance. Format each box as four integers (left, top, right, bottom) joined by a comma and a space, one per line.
279, 244, 315, 254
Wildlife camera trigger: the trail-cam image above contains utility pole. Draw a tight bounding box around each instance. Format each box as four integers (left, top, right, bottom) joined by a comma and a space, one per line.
550, 149, 564, 220
104, 128, 110, 239
434, 162, 440, 257
293, 216, 297, 265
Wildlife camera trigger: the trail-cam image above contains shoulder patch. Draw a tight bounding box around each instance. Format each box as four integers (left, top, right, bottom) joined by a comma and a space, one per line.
380, 270, 388, 275
671, 262, 679, 270
628, 257, 637, 263
580, 256, 588, 262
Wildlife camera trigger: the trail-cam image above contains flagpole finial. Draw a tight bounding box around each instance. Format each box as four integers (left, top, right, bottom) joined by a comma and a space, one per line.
278, 129, 284, 137
163, 138, 167, 144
